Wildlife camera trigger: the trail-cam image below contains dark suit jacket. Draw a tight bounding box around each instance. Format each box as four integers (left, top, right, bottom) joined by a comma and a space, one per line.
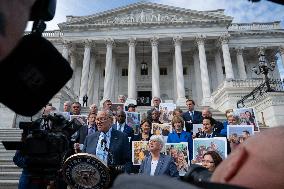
139, 153, 179, 177
73, 124, 96, 144
182, 110, 202, 132
198, 131, 222, 138
112, 123, 134, 139
83, 129, 132, 173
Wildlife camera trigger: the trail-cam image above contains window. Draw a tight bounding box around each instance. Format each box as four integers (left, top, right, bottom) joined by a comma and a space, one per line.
160, 67, 167, 75
122, 68, 128, 76
183, 67, 187, 75
141, 67, 148, 75
222, 66, 226, 75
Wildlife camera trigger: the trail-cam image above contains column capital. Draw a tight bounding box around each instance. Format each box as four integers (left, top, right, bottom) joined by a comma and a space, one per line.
279, 46, 284, 55
128, 38, 137, 47
235, 47, 244, 55
195, 34, 206, 46
82, 39, 94, 49
173, 36, 183, 46
257, 46, 266, 55
150, 36, 159, 47
105, 38, 115, 48
219, 34, 230, 45
62, 40, 71, 48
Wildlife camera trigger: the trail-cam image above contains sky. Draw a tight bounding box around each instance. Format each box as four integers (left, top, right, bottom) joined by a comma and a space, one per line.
27, 0, 284, 78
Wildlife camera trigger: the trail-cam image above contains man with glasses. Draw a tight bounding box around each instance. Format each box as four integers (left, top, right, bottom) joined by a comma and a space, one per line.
112, 110, 134, 139
71, 102, 82, 115
83, 110, 132, 173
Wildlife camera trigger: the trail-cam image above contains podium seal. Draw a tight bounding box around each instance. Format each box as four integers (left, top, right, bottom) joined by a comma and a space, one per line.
62, 153, 110, 189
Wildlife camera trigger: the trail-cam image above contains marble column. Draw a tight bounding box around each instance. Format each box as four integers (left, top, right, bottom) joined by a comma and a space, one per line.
128, 38, 137, 100
173, 36, 186, 105
236, 47, 247, 79
214, 49, 224, 86
195, 35, 211, 105
62, 41, 70, 60
103, 38, 114, 101
87, 53, 96, 105
279, 46, 284, 68
79, 40, 92, 104
110, 55, 117, 101
69, 46, 77, 92
151, 36, 160, 99
193, 52, 202, 105
220, 34, 234, 80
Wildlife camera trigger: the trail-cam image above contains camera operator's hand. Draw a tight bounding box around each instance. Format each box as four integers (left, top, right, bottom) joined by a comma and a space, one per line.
0, 0, 36, 62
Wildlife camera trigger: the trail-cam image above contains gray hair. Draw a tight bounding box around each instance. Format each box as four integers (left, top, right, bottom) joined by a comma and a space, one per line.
150, 135, 165, 149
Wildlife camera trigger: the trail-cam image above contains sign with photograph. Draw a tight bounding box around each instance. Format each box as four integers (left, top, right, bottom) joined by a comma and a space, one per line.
159, 103, 176, 123
69, 115, 88, 125
111, 103, 124, 115
227, 125, 254, 143
192, 124, 203, 135
126, 112, 141, 135
151, 123, 172, 136
193, 137, 227, 164
132, 141, 149, 165
164, 142, 189, 176
233, 108, 259, 132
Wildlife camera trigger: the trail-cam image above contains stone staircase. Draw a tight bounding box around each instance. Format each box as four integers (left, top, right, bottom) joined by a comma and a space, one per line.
0, 129, 22, 189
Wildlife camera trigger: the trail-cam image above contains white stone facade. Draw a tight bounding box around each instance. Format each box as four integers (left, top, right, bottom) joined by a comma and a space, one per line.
1, 1, 284, 128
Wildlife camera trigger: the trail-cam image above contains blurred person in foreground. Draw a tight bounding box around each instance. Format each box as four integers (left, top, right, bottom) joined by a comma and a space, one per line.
0, 0, 36, 63
111, 127, 284, 189
201, 151, 223, 172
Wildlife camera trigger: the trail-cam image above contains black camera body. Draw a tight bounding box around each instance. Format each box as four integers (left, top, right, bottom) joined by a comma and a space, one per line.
14, 114, 82, 180
30, 0, 57, 21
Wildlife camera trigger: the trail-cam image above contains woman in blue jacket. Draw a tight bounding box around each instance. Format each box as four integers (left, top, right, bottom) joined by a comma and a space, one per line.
167, 116, 193, 160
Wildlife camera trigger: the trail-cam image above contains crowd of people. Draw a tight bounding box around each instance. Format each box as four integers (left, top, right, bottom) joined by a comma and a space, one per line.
12, 95, 282, 189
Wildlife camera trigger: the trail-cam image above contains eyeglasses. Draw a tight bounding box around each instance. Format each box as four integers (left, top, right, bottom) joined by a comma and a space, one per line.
95, 117, 109, 122
201, 160, 214, 164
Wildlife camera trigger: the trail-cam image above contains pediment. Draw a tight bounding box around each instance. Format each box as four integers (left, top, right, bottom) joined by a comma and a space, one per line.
59, 2, 232, 30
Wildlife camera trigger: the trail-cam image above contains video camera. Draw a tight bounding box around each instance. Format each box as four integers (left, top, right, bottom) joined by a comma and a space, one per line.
3, 113, 82, 181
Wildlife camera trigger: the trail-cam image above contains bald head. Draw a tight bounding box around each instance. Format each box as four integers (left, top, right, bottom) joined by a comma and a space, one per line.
211, 127, 284, 189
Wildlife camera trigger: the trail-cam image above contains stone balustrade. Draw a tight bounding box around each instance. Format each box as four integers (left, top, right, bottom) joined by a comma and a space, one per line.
229, 21, 281, 31
24, 30, 63, 37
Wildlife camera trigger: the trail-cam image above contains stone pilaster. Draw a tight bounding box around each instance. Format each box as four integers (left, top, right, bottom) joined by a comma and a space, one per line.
236, 47, 247, 79
150, 36, 160, 99
62, 40, 70, 60
128, 38, 137, 100
195, 35, 211, 105
79, 40, 92, 104
173, 36, 186, 105
219, 34, 234, 80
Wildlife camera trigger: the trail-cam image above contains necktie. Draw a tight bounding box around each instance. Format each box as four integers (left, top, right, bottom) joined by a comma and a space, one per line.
118, 124, 122, 132
88, 127, 95, 135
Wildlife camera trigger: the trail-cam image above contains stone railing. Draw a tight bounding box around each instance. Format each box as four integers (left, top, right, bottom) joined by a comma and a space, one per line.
214, 79, 263, 93
229, 21, 281, 31
24, 30, 63, 38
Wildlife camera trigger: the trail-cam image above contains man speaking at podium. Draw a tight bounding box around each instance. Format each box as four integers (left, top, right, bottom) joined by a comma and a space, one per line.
82, 110, 132, 173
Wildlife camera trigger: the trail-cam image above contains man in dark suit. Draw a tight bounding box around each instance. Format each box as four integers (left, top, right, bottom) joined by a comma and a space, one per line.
201, 108, 224, 134
112, 110, 134, 139
147, 97, 161, 121
182, 99, 202, 132
73, 112, 97, 152
198, 117, 222, 138
83, 110, 132, 173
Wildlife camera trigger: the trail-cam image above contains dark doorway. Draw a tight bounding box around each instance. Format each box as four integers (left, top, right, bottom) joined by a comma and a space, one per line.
137, 91, 152, 106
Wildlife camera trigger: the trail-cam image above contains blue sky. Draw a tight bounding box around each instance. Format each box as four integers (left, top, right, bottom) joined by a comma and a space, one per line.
28, 0, 284, 77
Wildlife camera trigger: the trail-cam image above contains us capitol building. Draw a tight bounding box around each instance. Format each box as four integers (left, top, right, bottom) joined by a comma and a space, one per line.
1, 1, 284, 127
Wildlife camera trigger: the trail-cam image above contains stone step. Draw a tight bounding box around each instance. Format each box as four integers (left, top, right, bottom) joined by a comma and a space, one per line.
0, 180, 19, 189
0, 165, 21, 172
0, 159, 16, 165
0, 172, 21, 180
